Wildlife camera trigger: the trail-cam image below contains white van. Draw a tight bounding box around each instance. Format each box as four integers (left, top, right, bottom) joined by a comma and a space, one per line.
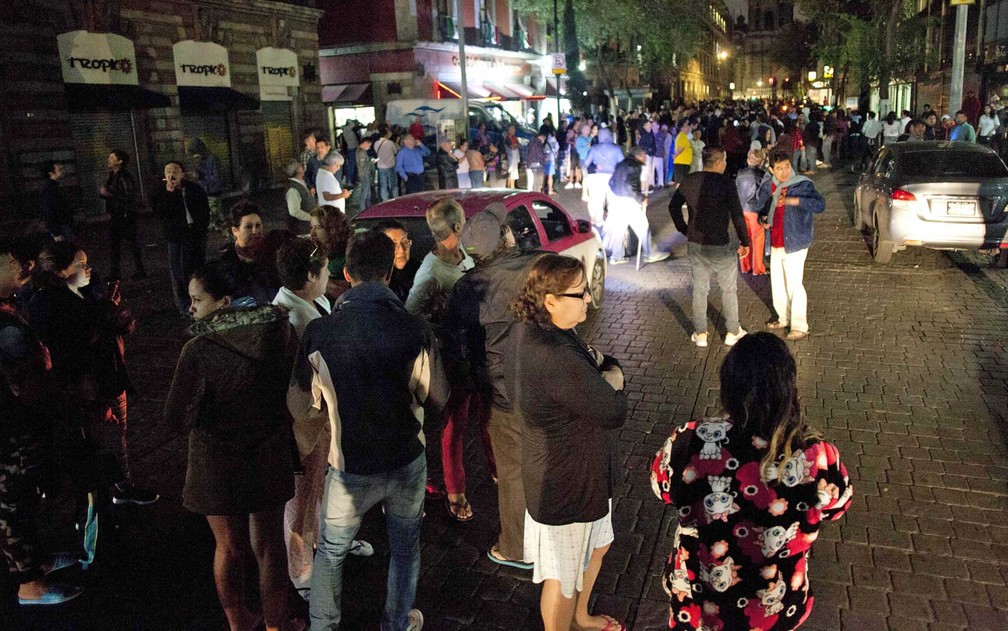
385, 99, 535, 149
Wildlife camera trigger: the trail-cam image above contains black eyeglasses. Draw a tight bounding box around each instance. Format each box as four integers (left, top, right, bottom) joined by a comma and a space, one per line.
555, 286, 590, 300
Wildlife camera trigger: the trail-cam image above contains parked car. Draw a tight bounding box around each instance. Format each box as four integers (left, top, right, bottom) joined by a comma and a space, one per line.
352, 189, 607, 309
854, 141, 1008, 263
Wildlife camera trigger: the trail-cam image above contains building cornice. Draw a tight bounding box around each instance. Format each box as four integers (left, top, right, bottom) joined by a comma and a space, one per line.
196, 0, 324, 22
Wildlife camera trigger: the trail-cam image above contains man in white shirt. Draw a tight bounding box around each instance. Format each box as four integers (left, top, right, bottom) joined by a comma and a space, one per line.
374, 126, 399, 201
316, 152, 350, 212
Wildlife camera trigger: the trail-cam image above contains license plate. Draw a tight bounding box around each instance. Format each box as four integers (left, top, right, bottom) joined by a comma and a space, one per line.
947, 201, 977, 216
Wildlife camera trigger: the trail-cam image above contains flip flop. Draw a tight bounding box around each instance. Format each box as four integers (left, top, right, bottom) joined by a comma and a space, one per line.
599, 615, 626, 631
486, 544, 533, 570
445, 496, 474, 522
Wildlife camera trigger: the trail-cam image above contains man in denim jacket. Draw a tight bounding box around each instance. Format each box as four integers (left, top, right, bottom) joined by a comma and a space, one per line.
756, 148, 826, 340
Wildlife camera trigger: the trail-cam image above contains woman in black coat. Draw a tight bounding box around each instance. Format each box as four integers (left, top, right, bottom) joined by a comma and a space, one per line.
508, 254, 628, 631
28, 240, 157, 509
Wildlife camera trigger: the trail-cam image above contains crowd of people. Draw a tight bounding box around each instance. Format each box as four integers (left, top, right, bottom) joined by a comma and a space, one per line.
1, 93, 882, 629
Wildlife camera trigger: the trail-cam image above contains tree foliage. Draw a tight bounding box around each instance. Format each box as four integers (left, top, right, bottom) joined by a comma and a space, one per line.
512, 0, 705, 103
786, 0, 937, 109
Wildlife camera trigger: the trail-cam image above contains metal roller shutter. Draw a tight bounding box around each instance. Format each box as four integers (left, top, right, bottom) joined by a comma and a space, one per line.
181, 113, 235, 192
261, 101, 295, 186
69, 111, 139, 221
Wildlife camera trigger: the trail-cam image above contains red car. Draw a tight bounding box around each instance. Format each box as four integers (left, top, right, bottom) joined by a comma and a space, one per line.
352, 189, 607, 309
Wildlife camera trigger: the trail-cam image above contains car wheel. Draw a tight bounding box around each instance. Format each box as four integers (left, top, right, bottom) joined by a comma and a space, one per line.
870, 210, 894, 264
588, 256, 605, 311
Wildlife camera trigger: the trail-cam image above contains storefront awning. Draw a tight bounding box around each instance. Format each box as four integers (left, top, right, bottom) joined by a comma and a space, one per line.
178, 86, 260, 113
322, 82, 373, 105
64, 83, 171, 111
484, 81, 536, 100
436, 81, 492, 99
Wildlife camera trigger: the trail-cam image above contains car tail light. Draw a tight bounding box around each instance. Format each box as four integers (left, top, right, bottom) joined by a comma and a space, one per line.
892, 189, 916, 202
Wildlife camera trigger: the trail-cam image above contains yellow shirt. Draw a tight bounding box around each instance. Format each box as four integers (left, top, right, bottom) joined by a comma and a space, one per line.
674, 131, 693, 166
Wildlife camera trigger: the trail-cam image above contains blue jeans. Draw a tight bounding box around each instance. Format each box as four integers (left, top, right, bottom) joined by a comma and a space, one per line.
310, 454, 426, 631
688, 242, 741, 335
378, 168, 397, 201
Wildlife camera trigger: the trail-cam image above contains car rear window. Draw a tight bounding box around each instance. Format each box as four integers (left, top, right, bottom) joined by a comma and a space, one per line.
898, 150, 1008, 178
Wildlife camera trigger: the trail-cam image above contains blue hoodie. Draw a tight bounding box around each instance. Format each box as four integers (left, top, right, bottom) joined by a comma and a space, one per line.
583, 128, 624, 174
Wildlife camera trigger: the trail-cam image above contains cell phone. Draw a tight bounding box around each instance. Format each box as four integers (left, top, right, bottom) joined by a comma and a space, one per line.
108, 280, 120, 296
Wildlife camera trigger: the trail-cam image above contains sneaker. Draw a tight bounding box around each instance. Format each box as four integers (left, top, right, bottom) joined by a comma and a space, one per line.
18, 581, 84, 606
348, 539, 374, 557
644, 251, 671, 264
574, 183, 582, 189
690, 332, 708, 348
111, 482, 159, 506
407, 609, 424, 631
608, 257, 628, 266
564, 182, 575, 189
724, 328, 747, 347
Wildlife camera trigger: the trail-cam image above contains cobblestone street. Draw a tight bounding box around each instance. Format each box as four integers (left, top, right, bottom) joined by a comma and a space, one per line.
8, 165, 1008, 631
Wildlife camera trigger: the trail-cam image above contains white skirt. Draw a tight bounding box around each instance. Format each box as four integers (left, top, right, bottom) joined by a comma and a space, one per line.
524, 500, 614, 598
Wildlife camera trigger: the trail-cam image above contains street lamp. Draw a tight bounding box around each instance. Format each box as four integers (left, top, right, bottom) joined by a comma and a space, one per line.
718, 50, 728, 61
578, 60, 586, 71
757, 79, 763, 87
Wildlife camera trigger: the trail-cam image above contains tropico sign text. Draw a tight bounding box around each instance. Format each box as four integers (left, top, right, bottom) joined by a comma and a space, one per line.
67, 56, 133, 74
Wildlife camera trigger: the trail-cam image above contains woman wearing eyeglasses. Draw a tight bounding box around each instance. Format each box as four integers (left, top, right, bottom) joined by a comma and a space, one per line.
507, 254, 628, 631
166, 261, 297, 631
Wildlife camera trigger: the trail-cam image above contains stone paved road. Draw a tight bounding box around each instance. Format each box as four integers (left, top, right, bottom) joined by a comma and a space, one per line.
6, 165, 1008, 630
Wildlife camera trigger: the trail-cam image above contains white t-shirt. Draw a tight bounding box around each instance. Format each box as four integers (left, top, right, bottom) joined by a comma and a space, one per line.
374, 138, 398, 170
316, 168, 345, 212
979, 114, 1000, 137
882, 121, 903, 139
453, 148, 470, 175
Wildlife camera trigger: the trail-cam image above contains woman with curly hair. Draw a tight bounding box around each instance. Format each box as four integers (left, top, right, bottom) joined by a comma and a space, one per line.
507, 253, 628, 631
308, 204, 352, 302
650, 332, 852, 631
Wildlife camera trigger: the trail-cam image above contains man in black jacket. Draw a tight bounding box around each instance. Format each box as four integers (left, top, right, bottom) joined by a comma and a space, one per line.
605, 147, 669, 266
669, 146, 751, 348
442, 203, 541, 566
152, 161, 210, 314
289, 230, 448, 631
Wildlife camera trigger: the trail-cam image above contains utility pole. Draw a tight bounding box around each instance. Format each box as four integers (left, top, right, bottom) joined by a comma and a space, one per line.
949, 0, 972, 113
455, 0, 469, 140
554, 0, 560, 124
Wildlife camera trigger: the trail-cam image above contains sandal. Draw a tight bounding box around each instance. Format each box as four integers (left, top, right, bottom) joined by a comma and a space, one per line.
599, 615, 626, 631
445, 495, 474, 522
486, 543, 533, 570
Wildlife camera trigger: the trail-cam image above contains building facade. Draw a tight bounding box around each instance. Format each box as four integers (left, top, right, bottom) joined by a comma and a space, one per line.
317, 0, 556, 130
0, 0, 324, 224
736, 0, 795, 99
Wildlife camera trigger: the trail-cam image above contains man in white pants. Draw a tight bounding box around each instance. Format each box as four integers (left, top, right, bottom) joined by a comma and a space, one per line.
582, 127, 624, 233
604, 146, 669, 266
756, 147, 826, 340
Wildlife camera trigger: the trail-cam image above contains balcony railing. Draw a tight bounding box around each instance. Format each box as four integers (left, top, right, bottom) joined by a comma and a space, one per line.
432, 11, 535, 53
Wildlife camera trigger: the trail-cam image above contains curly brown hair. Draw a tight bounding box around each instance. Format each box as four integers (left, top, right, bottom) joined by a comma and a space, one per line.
310, 204, 352, 260
509, 254, 585, 328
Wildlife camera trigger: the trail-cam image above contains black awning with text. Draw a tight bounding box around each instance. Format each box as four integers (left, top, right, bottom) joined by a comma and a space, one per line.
178, 86, 260, 113
64, 83, 171, 111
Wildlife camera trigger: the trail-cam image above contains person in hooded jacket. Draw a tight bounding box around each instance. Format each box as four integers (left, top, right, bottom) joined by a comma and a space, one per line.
736, 148, 772, 275
165, 261, 296, 631
582, 127, 624, 232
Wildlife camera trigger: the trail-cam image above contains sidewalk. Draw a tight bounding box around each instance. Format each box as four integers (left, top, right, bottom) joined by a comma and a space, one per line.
6, 166, 1008, 630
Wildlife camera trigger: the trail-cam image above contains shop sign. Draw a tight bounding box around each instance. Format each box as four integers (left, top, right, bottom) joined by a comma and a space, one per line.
174, 40, 231, 88
256, 47, 298, 101
57, 30, 139, 85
